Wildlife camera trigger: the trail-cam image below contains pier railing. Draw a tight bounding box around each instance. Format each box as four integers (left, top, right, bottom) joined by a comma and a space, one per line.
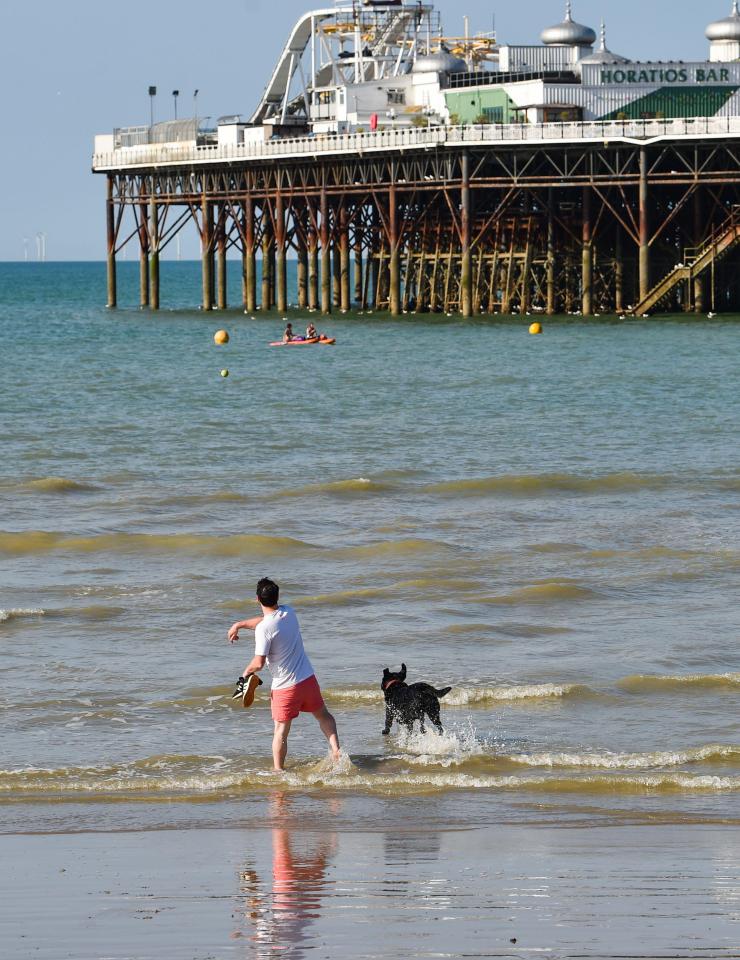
92, 115, 740, 171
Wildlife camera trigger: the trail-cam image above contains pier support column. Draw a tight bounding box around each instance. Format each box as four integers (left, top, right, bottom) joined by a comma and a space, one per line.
371, 208, 380, 309
241, 236, 247, 311
106, 175, 117, 308
201, 198, 214, 311
354, 209, 363, 307
582, 187, 592, 317
297, 207, 308, 310
460, 152, 472, 318
217, 205, 227, 311
564, 256, 573, 315
261, 213, 273, 311
149, 194, 160, 311
244, 197, 257, 314
275, 193, 287, 314
615, 229, 624, 315
320, 189, 332, 315
639, 147, 650, 304
269, 238, 276, 309
333, 244, 341, 309
139, 198, 150, 308
389, 182, 400, 316
308, 213, 319, 311
340, 204, 351, 312
546, 190, 555, 316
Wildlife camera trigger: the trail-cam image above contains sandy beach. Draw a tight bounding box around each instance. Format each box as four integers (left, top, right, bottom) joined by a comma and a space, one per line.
3, 806, 738, 960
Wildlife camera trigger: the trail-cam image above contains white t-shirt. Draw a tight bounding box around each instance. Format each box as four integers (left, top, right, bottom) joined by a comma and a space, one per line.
254, 605, 315, 691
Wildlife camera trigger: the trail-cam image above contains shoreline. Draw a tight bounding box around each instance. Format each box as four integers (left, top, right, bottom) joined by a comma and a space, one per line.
3, 817, 738, 959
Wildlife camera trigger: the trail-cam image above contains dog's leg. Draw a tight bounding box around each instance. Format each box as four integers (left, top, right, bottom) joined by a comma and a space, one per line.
382, 705, 393, 736
428, 703, 444, 734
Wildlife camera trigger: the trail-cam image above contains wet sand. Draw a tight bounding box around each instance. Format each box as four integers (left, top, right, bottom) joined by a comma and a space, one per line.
3, 806, 738, 959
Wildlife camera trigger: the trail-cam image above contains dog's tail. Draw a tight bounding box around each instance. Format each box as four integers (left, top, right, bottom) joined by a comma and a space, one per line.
435, 686, 452, 698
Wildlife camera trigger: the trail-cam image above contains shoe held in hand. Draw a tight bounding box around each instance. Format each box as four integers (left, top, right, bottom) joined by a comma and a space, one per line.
241, 674, 263, 709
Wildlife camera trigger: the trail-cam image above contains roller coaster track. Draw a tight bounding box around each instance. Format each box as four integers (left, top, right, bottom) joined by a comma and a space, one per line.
371, 7, 413, 56
629, 206, 740, 315
250, 5, 428, 125
249, 8, 335, 125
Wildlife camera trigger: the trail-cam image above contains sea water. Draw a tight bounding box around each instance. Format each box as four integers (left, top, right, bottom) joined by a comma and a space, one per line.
1, 261, 739, 834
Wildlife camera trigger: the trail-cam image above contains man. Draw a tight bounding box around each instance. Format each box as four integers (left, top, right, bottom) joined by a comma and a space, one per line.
228, 578, 341, 771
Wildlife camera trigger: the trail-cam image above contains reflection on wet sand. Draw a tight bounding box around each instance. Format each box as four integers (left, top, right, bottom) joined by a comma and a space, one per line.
236, 793, 339, 958
384, 830, 441, 867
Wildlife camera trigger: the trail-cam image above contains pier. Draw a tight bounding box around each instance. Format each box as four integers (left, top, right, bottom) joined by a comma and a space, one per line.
93, 2, 740, 316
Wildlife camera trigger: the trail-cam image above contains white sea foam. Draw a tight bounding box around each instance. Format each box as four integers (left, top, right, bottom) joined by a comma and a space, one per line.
445, 683, 586, 705
324, 682, 588, 707
506, 744, 740, 770
3, 765, 737, 796
390, 722, 487, 767
0, 608, 45, 626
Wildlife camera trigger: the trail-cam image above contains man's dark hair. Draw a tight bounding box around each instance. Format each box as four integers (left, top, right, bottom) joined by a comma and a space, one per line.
256, 577, 279, 607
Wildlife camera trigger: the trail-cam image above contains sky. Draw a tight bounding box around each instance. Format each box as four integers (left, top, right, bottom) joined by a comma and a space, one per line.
0, 0, 731, 261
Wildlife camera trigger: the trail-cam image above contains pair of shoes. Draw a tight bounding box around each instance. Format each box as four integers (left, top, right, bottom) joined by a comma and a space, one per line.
231, 674, 263, 708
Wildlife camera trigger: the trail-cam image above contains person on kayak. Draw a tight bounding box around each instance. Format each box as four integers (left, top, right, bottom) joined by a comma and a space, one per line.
228, 578, 341, 771
283, 323, 294, 343
306, 322, 318, 339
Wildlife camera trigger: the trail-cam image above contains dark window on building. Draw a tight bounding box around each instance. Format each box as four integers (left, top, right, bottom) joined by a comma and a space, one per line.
482, 106, 504, 123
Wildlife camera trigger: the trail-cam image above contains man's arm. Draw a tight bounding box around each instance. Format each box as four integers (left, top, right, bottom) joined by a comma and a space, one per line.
242, 654, 266, 679
228, 616, 264, 644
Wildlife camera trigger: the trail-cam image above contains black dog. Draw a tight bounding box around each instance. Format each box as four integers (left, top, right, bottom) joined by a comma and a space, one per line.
381, 664, 452, 735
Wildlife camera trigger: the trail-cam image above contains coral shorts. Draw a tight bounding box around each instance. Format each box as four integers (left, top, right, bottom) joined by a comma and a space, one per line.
270, 674, 325, 722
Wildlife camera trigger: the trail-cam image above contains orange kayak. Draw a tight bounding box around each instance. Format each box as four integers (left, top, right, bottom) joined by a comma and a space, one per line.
269, 336, 336, 347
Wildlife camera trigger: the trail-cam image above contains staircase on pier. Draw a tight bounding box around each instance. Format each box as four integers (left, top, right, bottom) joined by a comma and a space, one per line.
629, 206, 740, 315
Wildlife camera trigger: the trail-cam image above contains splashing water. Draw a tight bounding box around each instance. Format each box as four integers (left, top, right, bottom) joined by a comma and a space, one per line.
389, 720, 488, 767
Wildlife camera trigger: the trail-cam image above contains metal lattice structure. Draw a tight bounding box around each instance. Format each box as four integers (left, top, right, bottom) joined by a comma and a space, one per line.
100, 126, 740, 316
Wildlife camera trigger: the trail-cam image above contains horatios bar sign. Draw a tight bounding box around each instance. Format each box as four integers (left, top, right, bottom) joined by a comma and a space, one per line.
586, 62, 740, 86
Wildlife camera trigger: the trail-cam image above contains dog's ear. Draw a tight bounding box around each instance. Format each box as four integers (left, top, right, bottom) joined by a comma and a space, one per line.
383, 668, 389, 676
400, 663, 407, 679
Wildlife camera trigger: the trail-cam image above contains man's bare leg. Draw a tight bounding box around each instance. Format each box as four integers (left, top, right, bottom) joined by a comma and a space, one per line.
272, 719, 292, 770
312, 706, 341, 761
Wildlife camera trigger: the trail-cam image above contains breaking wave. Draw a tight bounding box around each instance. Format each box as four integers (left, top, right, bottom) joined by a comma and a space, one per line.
445, 683, 591, 704
21, 477, 99, 494
321, 682, 591, 707
423, 471, 672, 497
1, 753, 737, 801
0, 531, 318, 558
619, 673, 740, 693
476, 582, 600, 604
274, 477, 391, 498
505, 744, 740, 770
0, 608, 45, 626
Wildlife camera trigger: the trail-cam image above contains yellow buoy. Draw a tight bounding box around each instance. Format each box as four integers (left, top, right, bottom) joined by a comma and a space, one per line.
214, 330, 229, 345
529, 322, 543, 335
220, 369, 229, 378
